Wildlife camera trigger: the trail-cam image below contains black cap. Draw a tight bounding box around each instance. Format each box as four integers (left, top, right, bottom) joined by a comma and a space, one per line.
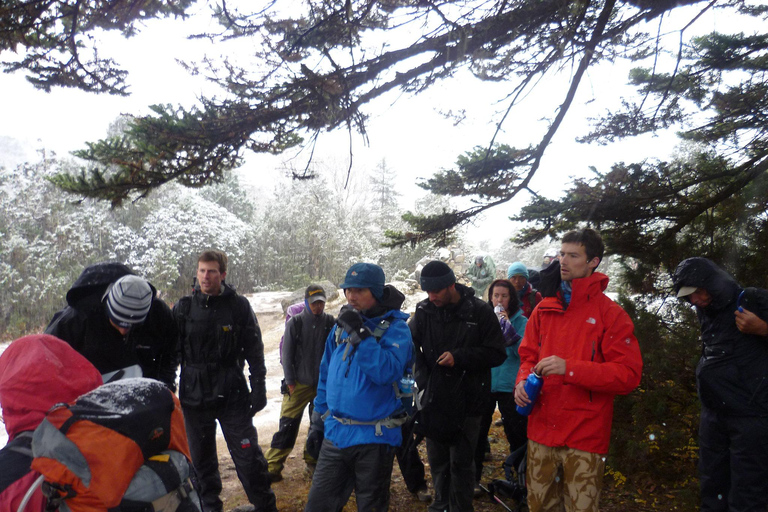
420, 261, 456, 292
305, 284, 327, 304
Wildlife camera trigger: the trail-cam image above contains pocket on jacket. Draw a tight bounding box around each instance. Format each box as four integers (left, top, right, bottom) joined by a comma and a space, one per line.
216, 324, 238, 360
558, 384, 602, 416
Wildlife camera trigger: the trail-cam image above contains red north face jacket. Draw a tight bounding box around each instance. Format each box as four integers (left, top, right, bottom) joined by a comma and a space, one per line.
516, 272, 642, 454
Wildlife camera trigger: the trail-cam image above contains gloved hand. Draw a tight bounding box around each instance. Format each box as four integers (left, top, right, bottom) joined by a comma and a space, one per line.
336, 307, 373, 347
249, 378, 267, 416
305, 410, 325, 461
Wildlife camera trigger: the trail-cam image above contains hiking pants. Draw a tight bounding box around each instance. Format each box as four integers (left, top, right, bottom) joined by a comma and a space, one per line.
305, 440, 396, 512
699, 406, 768, 512
425, 415, 482, 512
265, 382, 317, 474
525, 440, 604, 512
475, 391, 527, 482
183, 397, 276, 512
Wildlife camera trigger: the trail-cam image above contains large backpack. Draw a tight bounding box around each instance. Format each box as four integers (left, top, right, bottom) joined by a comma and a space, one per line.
28, 378, 200, 512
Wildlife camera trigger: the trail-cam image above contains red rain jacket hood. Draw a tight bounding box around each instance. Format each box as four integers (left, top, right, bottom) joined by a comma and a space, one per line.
0, 334, 103, 439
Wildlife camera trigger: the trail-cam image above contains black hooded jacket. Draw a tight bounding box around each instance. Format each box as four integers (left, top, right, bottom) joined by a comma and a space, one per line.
45, 262, 178, 389
410, 283, 506, 417
174, 282, 266, 409
672, 257, 768, 416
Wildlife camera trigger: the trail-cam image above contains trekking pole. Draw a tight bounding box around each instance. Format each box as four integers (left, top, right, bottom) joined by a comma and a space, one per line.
479, 483, 514, 512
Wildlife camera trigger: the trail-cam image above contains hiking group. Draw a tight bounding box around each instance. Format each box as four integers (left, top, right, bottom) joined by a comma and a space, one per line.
0, 229, 765, 512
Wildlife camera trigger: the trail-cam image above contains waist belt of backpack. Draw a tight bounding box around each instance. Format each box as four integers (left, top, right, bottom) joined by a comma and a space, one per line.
325, 410, 408, 436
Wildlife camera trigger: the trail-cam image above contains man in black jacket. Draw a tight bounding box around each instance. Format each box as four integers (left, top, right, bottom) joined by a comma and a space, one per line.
410, 260, 506, 512
175, 250, 276, 512
673, 257, 768, 511
46, 262, 178, 388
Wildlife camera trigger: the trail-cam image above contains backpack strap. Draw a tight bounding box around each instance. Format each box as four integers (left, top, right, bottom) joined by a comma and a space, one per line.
335, 318, 392, 360
330, 410, 409, 436
5, 431, 34, 458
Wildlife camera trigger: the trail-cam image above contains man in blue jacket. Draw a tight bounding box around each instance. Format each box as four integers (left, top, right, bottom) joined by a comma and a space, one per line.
305, 263, 412, 511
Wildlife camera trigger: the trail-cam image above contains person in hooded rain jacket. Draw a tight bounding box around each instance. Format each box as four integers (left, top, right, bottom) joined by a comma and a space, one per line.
305, 263, 412, 512
45, 261, 178, 389
466, 255, 496, 300
0, 334, 103, 512
673, 257, 768, 512
515, 229, 642, 512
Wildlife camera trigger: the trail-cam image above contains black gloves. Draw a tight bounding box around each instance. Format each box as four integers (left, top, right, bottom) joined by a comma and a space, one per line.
336, 307, 373, 347
249, 378, 267, 416
305, 410, 325, 461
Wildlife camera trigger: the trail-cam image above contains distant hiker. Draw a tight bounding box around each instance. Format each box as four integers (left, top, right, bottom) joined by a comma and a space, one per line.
174, 249, 276, 512
673, 257, 768, 511
410, 260, 506, 512
45, 262, 178, 388
541, 248, 558, 269
278, 301, 306, 364
474, 279, 528, 491
466, 255, 496, 300
514, 229, 642, 512
265, 284, 335, 482
0, 334, 102, 511
507, 262, 542, 318
305, 263, 412, 511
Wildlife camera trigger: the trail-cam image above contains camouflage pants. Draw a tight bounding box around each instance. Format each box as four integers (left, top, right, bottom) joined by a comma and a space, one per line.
526, 440, 605, 512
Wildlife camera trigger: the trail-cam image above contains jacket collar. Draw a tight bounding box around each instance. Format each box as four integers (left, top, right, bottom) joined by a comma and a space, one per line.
537, 272, 609, 312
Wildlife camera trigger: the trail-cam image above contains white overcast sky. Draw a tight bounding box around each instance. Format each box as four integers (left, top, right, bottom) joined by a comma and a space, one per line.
0, 3, 737, 245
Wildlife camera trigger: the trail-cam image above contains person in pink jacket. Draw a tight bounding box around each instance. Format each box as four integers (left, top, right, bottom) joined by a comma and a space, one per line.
514, 229, 643, 512
0, 334, 103, 512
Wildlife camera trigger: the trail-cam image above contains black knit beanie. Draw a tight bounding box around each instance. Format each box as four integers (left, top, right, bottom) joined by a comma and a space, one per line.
420, 261, 456, 291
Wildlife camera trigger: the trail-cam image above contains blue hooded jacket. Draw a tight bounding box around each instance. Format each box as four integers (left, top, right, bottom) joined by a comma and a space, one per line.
314, 286, 412, 448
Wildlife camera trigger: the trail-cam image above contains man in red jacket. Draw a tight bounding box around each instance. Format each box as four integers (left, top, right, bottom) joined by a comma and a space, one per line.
514, 229, 642, 512
0, 334, 103, 512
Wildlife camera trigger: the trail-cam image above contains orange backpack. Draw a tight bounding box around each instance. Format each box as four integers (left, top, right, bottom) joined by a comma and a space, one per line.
30, 378, 192, 512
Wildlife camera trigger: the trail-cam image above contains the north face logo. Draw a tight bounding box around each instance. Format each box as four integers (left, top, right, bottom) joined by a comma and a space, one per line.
351, 271, 358, 276
586, 317, 596, 324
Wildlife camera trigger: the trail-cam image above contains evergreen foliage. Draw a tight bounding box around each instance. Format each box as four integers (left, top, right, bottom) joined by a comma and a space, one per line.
1, 0, 193, 94
6, 0, 737, 221
0, 150, 447, 339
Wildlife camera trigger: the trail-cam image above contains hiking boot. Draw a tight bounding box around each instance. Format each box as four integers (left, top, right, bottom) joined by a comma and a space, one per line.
414, 485, 432, 503
267, 471, 282, 483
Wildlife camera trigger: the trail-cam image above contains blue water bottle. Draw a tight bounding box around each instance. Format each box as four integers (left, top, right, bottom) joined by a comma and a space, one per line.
399, 370, 415, 415
516, 371, 543, 416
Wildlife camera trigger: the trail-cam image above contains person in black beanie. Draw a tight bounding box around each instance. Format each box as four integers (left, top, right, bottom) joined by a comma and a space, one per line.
410, 260, 506, 512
